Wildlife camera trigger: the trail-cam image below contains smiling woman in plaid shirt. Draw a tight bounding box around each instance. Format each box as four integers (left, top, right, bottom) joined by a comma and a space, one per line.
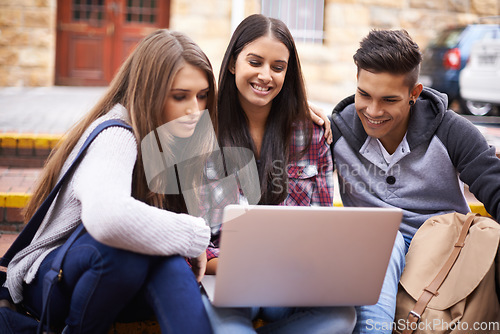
201, 14, 356, 334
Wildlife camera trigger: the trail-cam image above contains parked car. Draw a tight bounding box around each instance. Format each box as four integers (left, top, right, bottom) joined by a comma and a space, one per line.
459, 39, 500, 116
419, 23, 500, 114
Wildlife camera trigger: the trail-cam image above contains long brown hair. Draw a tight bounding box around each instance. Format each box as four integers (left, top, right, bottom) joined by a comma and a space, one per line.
218, 14, 312, 205
24, 29, 217, 222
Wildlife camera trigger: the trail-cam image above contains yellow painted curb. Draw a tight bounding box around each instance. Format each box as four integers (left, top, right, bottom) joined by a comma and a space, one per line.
0, 193, 32, 208
0, 196, 490, 216
333, 201, 489, 217
17, 135, 35, 149
0, 135, 17, 148
34, 136, 62, 149
0, 133, 63, 150
42, 134, 64, 149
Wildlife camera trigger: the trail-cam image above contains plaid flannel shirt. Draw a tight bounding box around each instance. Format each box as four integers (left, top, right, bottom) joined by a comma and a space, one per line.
203, 123, 334, 260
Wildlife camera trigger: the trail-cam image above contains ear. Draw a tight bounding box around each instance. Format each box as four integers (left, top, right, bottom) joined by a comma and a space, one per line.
228, 57, 236, 75
410, 83, 423, 100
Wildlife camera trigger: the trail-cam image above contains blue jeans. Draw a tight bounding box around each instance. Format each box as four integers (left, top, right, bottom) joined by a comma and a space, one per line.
22, 231, 212, 334
353, 231, 406, 334
202, 295, 356, 334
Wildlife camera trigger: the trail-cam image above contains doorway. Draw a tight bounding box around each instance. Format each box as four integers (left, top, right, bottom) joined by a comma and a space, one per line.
56, 0, 170, 85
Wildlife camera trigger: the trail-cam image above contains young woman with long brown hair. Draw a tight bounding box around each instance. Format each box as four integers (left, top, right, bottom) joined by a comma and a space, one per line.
3, 29, 216, 334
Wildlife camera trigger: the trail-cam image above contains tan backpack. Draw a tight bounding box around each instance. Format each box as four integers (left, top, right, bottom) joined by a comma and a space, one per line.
394, 212, 500, 334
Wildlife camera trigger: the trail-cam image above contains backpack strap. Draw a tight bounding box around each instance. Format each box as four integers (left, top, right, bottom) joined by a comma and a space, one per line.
0, 119, 132, 268
38, 222, 86, 334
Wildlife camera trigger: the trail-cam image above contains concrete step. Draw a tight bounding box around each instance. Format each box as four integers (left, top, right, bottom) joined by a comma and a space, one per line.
0, 167, 40, 233
0, 131, 58, 232
0, 133, 62, 168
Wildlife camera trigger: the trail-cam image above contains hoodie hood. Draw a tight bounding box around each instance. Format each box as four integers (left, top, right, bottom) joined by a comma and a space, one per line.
331, 86, 449, 152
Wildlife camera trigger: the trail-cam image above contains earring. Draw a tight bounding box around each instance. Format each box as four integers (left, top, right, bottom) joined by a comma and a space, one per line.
409, 100, 415, 106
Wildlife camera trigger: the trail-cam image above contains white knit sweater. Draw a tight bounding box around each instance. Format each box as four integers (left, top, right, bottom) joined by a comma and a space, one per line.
5, 104, 211, 303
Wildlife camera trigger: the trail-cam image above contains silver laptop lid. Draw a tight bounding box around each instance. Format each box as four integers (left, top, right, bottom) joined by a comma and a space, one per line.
203, 205, 402, 307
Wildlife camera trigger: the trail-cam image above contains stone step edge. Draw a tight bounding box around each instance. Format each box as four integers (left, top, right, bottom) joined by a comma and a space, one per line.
0, 133, 64, 150
0, 193, 31, 208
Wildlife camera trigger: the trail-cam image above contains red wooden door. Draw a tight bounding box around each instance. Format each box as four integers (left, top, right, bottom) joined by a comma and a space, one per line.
56, 0, 170, 86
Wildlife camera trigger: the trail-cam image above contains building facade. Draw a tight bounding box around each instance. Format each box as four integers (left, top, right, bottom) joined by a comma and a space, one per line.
0, 0, 498, 104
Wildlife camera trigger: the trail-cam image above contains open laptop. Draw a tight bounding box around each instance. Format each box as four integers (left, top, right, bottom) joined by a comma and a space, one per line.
201, 204, 402, 307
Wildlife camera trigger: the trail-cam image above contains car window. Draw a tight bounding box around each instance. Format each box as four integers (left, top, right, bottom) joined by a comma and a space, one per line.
430, 28, 465, 48
481, 28, 500, 40
460, 26, 500, 49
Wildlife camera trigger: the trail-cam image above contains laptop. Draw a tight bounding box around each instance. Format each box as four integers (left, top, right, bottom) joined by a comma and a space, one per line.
201, 204, 402, 307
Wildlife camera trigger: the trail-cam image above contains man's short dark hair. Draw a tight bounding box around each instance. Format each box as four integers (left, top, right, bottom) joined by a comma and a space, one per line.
353, 29, 422, 89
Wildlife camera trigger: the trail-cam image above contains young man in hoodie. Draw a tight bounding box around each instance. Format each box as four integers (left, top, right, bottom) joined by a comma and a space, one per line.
330, 29, 500, 333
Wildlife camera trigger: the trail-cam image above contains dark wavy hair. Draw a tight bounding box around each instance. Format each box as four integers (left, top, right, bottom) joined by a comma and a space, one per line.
353, 29, 423, 90
217, 14, 312, 205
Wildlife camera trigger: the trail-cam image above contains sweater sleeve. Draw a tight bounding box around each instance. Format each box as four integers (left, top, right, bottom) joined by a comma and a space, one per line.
441, 112, 500, 222
72, 126, 211, 258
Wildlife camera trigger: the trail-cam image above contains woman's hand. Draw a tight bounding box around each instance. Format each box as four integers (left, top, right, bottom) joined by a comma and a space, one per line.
191, 252, 208, 282
0, 299, 15, 310
309, 103, 332, 145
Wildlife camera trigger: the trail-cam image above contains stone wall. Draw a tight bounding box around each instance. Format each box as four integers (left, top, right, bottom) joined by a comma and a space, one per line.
159, 0, 500, 105
304, 0, 500, 104
0, 0, 56, 86
0, 0, 498, 105
170, 0, 261, 79
169, 0, 232, 79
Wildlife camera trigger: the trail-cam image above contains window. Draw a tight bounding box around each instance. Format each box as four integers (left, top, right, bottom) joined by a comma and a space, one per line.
72, 0, 105, 23
125, 0, 158, 24
261, 0, 325, 43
